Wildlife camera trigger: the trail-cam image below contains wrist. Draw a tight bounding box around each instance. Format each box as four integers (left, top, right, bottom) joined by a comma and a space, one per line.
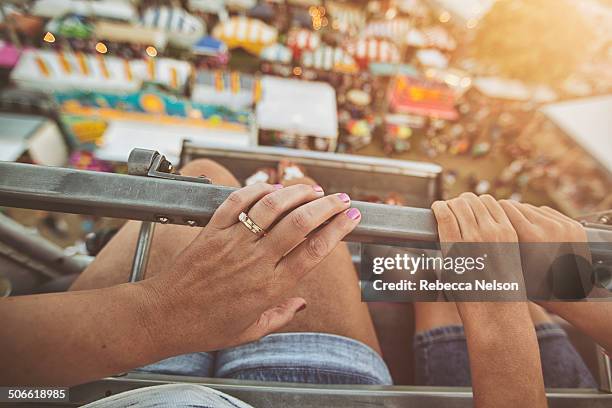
122, 280, 179, 361
457, 302, 534, 344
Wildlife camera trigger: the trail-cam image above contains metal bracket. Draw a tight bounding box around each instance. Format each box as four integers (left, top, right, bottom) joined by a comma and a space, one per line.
126, 149, 210, 282
128, 148, 211, 184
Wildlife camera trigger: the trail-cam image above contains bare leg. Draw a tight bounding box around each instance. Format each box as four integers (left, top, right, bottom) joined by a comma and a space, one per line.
70, 161, 381, 354
70, 159, 241, 291
274, 176, 381, 354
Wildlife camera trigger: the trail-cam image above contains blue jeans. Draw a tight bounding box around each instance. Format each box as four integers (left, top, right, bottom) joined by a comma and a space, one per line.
135, 332, 392, 385
414, 323, 596, 388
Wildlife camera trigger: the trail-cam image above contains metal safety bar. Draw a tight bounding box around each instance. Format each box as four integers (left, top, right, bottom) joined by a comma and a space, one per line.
0, 161, 439, 244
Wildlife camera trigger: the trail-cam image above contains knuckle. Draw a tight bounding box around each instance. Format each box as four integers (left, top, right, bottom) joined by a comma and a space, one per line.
431, 200, 445, 212
297, 183, 314, 194
306, 236, 328, 260
261, 193, 281, 213
291, 210, 311, 233
436, 211, 455, 224
227, 190, 243, 206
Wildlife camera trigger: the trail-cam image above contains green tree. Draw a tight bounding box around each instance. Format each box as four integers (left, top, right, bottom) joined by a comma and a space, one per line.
471, 0, 594, 85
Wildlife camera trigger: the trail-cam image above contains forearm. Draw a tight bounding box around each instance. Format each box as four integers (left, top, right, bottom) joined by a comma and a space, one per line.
457, 302, 547, 408
0, 283, 171, 386
538, 300, 612, 352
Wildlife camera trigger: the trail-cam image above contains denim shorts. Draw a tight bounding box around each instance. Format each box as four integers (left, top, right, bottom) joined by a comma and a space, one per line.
134, 332, 392, 385
414, 322, 597, 388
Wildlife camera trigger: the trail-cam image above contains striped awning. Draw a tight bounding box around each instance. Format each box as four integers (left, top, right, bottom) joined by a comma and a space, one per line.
260, 43, 292, 64
363, 18, 412, 42
327, 1, 366, 33
286, 28, 321, 51
212, 16, 277, 55
346, 38, 401, 66
301, 45, 357, 73
141, 7, 205, 38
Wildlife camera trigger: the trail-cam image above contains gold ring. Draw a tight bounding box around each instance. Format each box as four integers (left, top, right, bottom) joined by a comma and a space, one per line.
238, 212, 266, 236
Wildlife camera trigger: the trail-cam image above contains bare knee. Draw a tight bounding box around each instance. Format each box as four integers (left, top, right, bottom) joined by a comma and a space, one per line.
180, 159, 240, 187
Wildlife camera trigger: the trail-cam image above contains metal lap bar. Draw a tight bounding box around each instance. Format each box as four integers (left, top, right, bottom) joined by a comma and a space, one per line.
0, 161, 438, 244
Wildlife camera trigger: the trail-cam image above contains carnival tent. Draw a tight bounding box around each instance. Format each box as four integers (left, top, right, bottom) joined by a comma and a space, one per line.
11, 49, 192, 92
388, 75, 458, 120
256, 76, 338, 140
212, 16, 277, 55
141, 6, 205, 48
259, 43, 292, 64
0, 41, 21, 69
405, 28, 427, 47
416, 49, 449, 69
192, 70, 261, 110
369, 62, 419, 77
287, 28, 321, 52
94, 21, 168, 51
192, 36, 228, 56
32, 0, 137, 21
301, 45, 357, 73
346, 38, 401, 68
326, 1, 366, 34
363, 18, 412, 42
473, 77, 557, 102
540, 95, 612, 174
422, 26, 456, 51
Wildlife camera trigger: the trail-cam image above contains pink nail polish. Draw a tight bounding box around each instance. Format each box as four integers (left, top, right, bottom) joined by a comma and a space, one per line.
338, 193, 350, 203
273, 184, 283, 189
313, 185, 324, 193
346, 208, 361, 220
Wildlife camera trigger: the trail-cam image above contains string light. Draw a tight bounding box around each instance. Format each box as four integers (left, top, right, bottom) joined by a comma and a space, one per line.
439, 11, 451, 23
466, 18, 478, 29
43, 32, 56, 43
311, 6, 325, 30
293, 66, 302, 76
145, 46, 158, 57
95, 42, 108, 54
385, 7, 397, 20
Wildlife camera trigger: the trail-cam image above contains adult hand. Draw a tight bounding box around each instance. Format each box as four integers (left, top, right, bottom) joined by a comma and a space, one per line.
142, 182, 360, 354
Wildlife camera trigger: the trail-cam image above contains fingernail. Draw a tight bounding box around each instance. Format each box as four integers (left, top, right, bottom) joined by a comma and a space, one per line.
297, 303, 307, 313
338, 193, 350, 203
346, 208, 361, 220
273, 184, 283, 189
313, 185, 324, 193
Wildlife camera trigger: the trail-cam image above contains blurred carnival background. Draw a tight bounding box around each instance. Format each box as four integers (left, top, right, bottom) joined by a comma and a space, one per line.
0, 0, 610, 254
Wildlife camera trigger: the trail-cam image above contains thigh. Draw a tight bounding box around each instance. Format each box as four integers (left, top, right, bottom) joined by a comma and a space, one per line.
269, 177, 382, 355
70, 159, 241, 291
